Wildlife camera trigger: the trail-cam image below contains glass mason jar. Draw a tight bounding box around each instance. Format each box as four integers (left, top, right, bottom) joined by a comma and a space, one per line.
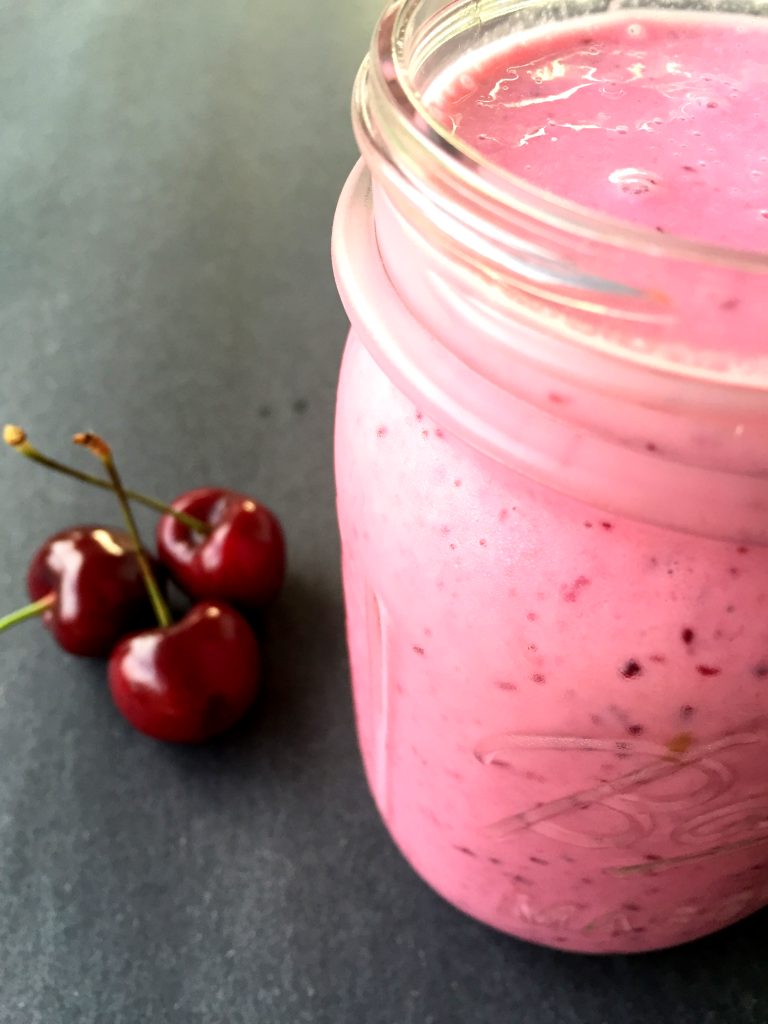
332, 0, 768, 953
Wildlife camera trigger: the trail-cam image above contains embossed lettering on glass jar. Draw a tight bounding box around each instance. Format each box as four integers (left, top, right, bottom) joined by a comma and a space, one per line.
332, 0, 768, 953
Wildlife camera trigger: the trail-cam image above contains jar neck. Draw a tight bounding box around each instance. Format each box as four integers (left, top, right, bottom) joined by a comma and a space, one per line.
333, 161, 768, 544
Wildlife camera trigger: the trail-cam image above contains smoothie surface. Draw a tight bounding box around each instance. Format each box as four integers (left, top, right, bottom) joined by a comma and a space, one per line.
426, 12, 768, 251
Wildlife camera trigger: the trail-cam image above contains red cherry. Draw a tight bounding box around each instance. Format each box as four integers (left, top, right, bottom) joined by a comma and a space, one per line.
157, 488, 285, 610
108, 600, 260, 742
26, 525, 155, 657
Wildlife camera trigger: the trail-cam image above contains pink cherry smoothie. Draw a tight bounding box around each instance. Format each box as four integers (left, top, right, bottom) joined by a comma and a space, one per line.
428, 12, 768, 250
334, 10, 768, 953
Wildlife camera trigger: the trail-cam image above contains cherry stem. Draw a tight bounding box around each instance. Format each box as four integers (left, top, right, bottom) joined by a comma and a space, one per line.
3, 426, 212, 536
73, 432, 173, 629
0, 593, 56, 633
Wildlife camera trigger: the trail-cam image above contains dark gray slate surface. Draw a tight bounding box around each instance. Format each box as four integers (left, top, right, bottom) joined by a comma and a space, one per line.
0, 1, 766, 1021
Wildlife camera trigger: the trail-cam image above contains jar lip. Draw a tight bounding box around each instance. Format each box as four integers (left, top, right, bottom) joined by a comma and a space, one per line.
374, 0, 768, 273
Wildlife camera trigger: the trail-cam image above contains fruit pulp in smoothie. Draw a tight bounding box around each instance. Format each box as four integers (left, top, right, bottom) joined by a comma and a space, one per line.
335, 10, 768, 953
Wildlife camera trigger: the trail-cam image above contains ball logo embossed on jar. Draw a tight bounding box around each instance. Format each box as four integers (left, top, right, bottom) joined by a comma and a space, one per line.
670, 792, 768, 846
474, 731, 767, 859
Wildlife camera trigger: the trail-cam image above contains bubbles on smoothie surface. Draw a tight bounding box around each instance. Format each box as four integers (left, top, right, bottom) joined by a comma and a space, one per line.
427, 12, 768, 248
608, 167, 662, 195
